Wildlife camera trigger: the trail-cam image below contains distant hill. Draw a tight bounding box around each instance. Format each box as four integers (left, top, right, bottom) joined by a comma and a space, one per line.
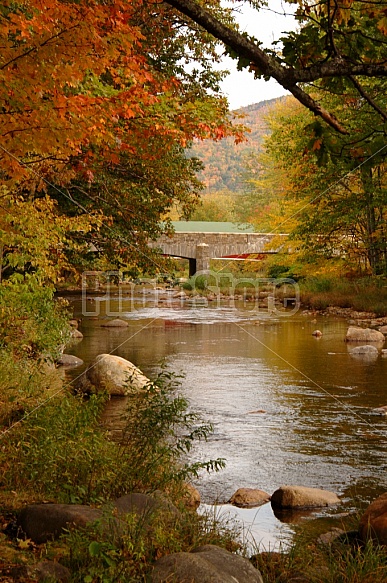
188, 97, 282, 194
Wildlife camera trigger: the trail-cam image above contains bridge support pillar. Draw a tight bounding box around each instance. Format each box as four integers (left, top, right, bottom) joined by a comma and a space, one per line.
188, 258, 196, 278
196, 243, 210, 273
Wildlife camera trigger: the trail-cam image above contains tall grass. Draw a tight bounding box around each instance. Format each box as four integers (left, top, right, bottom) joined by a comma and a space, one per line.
300, 276, 387, 315
253, 528, 387, 583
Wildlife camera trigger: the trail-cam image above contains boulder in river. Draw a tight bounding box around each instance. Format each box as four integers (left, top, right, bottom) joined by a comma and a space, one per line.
70, 328, 83, 339
76, 354, 150, 395
150, 544, 264, 583
271, 485, 340, 509
101, 318, 129, 327
359, 492, 387, 545
57, 354, 84, 367
312, 330, 323, 337
345, 327, 384, 343
228, 487, 270, 508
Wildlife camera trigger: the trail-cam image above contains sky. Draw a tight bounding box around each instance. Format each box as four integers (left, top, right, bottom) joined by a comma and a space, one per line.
218, 1, 298, 109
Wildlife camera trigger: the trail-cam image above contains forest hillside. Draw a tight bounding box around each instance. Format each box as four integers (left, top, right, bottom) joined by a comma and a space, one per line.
189, 97, 282, 194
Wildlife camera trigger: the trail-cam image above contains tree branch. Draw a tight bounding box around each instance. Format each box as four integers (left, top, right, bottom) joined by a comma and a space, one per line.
348, 75, 387, 122
164, 0, 387, 133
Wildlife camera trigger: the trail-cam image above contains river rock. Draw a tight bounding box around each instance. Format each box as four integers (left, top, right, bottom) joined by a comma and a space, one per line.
17, 504, 103, 544
10, 561, 71, 583
228, 488, 270, 508
181, 483, 201, 510
32, 561, 71, 582
317, 527, 346, 546
271, 486, 340, 509
57, 354, 84, 367
150, 544, 264, 583
372, 405, 387, 415
379, 325, 387, 335
113, 492, 181, 520
77, 354, 150, 395
101, 318, 128, 327
359, 492, 387, 545
70, 328, 83, 339
345, 327, 384, 343
312, 330, 323, 337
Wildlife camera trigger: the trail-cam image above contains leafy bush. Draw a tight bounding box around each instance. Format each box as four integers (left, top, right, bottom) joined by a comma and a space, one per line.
0, 276, 70, 360
2, 370, 225, 504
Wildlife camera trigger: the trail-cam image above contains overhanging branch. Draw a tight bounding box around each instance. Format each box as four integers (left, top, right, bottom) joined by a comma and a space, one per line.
163, 0, 387, 133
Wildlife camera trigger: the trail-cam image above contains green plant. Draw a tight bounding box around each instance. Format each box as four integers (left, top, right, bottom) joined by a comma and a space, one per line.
0, 276, 70, 360
119, 369, 226, 494
1, 369, 225, 505
62, 498, 241, 583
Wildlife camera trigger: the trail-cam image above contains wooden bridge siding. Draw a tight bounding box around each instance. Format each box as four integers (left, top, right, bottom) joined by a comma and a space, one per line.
149, 232, 278, 259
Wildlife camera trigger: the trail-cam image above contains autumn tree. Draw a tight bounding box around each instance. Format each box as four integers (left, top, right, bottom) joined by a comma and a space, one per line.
251, 92, 387, 275
0, 0, 245, 278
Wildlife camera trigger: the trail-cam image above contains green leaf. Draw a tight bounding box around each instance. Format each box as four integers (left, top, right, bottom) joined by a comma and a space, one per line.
88, 541, 101, 557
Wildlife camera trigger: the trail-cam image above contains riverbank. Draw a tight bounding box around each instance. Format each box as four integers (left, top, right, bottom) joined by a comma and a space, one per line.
1, 357, 386, 582
1, 277, 387, 582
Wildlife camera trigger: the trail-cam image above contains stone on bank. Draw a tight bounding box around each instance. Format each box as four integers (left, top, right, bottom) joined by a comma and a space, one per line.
271, 485, 340, 509
76, 353, 150, 395
150, 544, 264, 583
359, 492, 387, 545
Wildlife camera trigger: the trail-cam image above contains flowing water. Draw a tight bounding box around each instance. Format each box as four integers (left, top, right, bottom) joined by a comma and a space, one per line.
64, 288, 387, 550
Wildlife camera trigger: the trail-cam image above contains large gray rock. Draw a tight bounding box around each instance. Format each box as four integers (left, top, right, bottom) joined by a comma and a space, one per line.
228, 488, 270, 508
17, 504, 102, 544
150, 544, 263, 583
345, 327, 384, 343
271, 486, 340, 509
359, 492, 387, 545
32, 561, 71, 582
77, 353, 150, 395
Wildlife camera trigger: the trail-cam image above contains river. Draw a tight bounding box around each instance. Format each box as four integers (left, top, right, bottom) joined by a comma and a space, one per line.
64, 286, 387, 550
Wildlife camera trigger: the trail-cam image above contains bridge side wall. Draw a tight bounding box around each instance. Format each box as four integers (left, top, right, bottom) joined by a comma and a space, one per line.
149, 233, 280, 261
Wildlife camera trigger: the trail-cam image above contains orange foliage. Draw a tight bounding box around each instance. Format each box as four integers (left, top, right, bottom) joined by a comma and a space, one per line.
0, 0, 242, 189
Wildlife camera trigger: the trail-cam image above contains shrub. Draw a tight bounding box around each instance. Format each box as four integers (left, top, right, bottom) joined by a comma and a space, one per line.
1, 370, 225, 504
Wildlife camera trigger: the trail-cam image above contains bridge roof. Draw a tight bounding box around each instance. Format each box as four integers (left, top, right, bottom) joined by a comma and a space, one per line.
171, 221, 255, 233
